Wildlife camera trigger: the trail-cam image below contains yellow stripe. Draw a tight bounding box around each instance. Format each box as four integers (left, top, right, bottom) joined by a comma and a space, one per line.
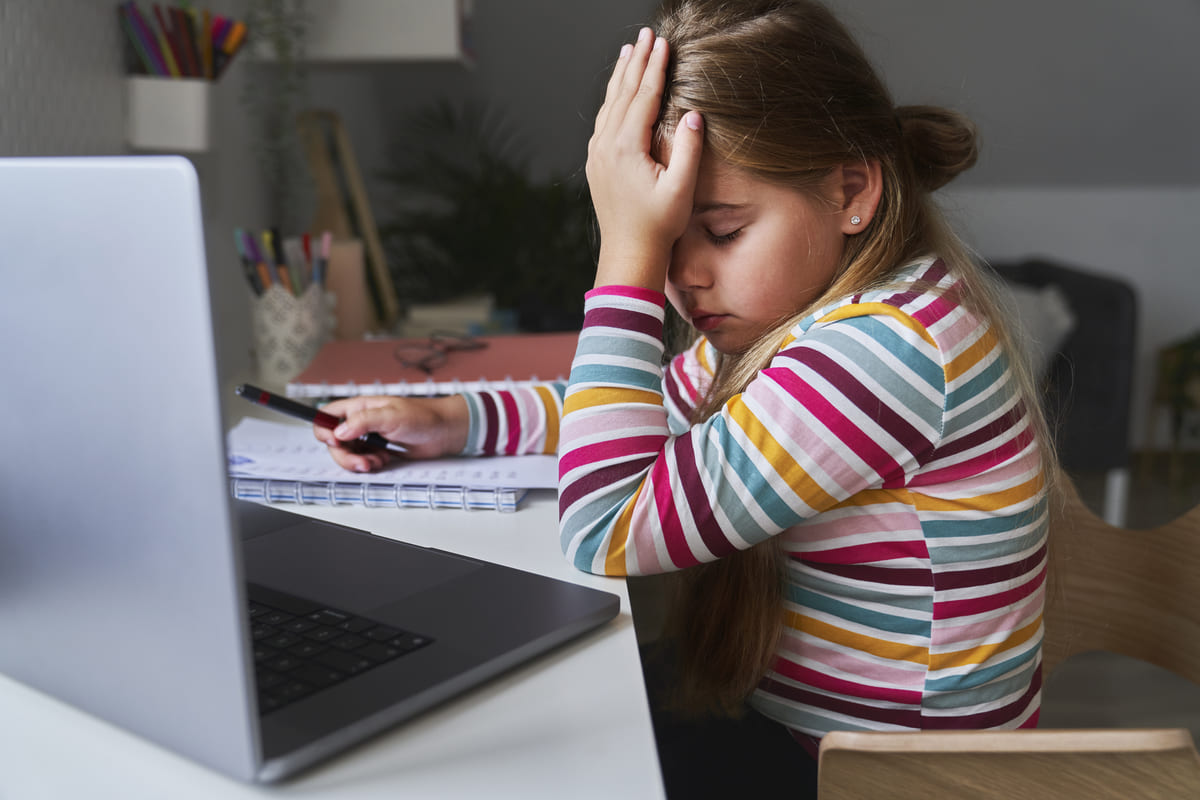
945, 327, 999, 382
787, 610, 930, 665
696, 341, 716, 376
563, 387, 661, 415
816, 303, 936, 348
930, 614, 1042, 671
729, 396, 839, 511
912, 473, 1044, 514
534, 384, 560, 454
603, 486, 643, 576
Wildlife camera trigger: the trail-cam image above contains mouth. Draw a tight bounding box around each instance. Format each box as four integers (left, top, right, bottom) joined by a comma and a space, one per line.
689, 311, 728, 332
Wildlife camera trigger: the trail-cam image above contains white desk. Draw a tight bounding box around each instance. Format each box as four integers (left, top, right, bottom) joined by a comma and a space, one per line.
0, 491, 666, 799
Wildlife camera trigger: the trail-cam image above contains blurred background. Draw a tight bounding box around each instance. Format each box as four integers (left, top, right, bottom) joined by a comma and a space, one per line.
2, 0, 1197, 521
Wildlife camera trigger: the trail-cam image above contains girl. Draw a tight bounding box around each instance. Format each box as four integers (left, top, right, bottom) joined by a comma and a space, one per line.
317, 0, 1054, 795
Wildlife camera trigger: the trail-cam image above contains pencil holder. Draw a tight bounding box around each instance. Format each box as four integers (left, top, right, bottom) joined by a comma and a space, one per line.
125, 76, 211, 152
251, 284, 335, 390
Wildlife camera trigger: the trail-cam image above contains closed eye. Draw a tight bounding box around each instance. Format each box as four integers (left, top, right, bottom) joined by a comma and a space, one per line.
706, 228, 742, 246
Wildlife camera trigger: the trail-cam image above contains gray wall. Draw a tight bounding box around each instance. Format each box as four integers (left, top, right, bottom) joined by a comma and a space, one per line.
3, 0, 1197, 447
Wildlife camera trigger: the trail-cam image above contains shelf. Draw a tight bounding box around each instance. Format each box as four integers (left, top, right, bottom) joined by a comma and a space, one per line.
257, 0, 472, 64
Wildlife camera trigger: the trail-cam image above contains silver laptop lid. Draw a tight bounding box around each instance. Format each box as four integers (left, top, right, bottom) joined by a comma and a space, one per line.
0, 157, 259, 780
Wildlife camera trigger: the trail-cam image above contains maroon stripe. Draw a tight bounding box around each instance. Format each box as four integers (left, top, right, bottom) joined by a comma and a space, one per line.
582, 306, 663, 339
478, 392, 499, 455
935, 542, 1048, 591
920, 258, 949, 285
806, 560, 934, 588
921, 664, 1042, 729
557, 434, 666, 477
759, 677, 924, 728
651, 455, 704, 569
935, 566, 1046, 618
664, 361, 692, 417
773, 347, 935, 467
932, 403, 1025, 461
557, 456, 656, 514
672, 434, 739, 559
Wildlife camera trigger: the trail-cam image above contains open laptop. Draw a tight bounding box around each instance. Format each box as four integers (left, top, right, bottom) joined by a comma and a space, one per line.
0, 157, 618, 783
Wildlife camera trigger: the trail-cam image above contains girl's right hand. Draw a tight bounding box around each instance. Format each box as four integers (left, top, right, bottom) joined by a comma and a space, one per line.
586, 27, 704, 291
313, 395, 469, 473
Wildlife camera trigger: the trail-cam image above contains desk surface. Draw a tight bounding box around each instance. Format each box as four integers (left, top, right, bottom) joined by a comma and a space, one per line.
0, 491, 666, 799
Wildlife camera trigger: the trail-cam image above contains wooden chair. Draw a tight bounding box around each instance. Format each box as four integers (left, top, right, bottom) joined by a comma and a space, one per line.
817, 472, 1200, 798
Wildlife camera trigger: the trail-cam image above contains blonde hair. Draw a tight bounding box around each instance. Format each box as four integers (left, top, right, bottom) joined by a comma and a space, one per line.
651, 0, 1059, 716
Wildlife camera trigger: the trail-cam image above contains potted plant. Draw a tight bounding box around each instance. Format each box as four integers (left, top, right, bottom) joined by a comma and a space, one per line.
376, 101, 597, 332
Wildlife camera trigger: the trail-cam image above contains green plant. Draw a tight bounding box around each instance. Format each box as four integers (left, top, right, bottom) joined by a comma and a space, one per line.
377, 102, 597, 331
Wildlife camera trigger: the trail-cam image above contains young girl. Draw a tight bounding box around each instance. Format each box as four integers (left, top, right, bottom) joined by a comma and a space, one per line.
316, 0, 1053, 795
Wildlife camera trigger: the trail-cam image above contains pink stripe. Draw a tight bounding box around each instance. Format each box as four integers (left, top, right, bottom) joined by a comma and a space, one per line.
912, 293, 956, 328
777, 638, 925, 690
936, 308, 983, 351
776, 662, 924, 705
558, 434, 665, 477
919, 430, 1033, 484
790, 509, 921, 544
933, 585, 1044, 645
802, 537, 932, 564
500, 391, 521, 454
650, 455, 700, 568
629, 487, 666, 571
910, 447, 1036, 491
585, 285, 665, 304
514, 389, 546, 453
935, 566, 1046, 618
775, 370, 905, 480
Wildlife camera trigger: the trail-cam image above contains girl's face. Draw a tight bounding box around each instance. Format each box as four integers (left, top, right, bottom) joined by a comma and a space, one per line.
665, 154, 847, 355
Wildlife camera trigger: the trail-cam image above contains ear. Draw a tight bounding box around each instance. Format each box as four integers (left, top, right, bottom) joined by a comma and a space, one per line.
832, 160, 883, 235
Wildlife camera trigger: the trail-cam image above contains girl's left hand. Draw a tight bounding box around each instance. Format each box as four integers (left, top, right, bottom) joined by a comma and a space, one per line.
586, 27, 704, 290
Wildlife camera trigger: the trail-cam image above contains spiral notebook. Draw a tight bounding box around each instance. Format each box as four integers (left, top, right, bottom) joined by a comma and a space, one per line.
284, 332, 579, 399
228, 418, 557, 512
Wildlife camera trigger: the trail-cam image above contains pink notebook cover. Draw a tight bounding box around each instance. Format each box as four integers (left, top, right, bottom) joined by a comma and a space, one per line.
285, 332, 580, 398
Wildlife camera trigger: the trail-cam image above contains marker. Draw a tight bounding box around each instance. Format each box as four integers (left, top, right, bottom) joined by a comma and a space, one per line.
235, 384, 407, 454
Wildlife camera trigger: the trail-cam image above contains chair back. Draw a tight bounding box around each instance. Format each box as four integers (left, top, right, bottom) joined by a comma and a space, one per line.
818, 728, 1200, 799
1043, 473, 1200, 683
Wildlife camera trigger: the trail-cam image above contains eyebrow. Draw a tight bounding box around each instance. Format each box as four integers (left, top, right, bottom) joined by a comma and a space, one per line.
692, 202, 750, 214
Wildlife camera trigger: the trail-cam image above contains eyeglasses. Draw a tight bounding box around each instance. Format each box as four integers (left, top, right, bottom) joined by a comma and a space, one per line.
393, 331, 488, 375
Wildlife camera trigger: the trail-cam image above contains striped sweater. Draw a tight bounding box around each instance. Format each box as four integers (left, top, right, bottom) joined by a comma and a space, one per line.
463, 257, 1047, 736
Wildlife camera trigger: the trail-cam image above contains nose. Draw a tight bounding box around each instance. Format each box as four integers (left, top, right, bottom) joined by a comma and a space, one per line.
667, 234, 711, 291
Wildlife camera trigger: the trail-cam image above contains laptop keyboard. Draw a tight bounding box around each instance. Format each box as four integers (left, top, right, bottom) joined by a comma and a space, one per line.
247, 583, 434, 714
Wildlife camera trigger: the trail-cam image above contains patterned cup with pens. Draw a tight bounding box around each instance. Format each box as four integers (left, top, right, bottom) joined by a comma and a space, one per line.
240, 228, 335, 389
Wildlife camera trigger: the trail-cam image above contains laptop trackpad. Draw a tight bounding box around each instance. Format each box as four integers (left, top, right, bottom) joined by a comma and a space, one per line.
240, 512, 482, 613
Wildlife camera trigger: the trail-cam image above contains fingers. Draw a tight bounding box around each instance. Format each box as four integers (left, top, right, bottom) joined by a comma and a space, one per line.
663, 111, 704, 197
594, 27, 666, 141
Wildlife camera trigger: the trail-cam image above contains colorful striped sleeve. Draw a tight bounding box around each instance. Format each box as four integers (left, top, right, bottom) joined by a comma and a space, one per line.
558, 286, 948, 576
461, 382, 566, 456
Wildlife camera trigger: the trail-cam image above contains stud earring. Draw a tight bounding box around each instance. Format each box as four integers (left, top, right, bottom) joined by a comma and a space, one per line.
850, 215, 862, 226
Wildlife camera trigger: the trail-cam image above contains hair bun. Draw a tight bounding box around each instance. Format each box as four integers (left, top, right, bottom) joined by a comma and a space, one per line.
895, 105, 979, 191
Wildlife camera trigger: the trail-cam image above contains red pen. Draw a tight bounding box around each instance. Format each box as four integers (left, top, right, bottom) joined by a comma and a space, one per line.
235, 384, 406, 454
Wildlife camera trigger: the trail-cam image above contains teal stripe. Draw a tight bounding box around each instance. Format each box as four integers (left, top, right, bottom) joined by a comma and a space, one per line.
563, 495, 630, 571
925, 647, 1040, 695
568, 363, 662, 392
923, 498, 1045, 538
922, 655, 1040, 709
707, 415, 802, 531
823, 316, 944, 395
795, 571, 933, 615
945, 354, 1008, 420
788, 587, 931, 638
927, 524, 1046, 562
575, 334, 662, 366
750, 694, 875, 734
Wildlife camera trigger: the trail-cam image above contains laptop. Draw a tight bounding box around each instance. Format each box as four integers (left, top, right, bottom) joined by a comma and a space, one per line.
0, 157, 618, 783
